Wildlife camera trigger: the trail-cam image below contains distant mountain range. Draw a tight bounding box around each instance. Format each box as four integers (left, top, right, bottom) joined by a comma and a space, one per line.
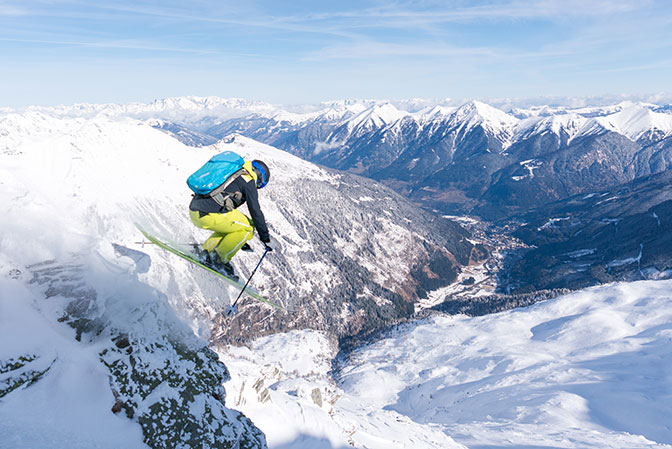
131, 97, 672, 219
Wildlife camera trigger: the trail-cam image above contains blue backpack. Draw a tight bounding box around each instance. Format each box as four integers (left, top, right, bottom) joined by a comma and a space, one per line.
187, 151, 246, 207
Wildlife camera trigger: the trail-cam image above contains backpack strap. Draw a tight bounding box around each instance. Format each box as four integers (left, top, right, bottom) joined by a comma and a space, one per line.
209, 168, 246, 208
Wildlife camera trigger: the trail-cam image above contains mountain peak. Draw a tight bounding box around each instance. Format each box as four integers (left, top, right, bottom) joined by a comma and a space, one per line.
448, 101, 517, 135
346, 102, 406, 131
516, 113, 606, 142
420, 105, 456, 119
372, 102, 404, 119
597, 102, 672, 141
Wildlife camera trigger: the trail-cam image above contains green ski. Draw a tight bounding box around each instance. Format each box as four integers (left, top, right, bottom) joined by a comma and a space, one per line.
136, 224, 283, 310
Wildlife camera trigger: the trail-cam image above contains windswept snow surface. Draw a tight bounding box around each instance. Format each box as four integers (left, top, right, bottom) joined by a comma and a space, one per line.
220, 280, 672, 449
217, 331, 465, 449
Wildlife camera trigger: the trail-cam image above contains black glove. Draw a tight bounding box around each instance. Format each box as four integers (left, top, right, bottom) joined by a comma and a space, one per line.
263, 238, 278, 252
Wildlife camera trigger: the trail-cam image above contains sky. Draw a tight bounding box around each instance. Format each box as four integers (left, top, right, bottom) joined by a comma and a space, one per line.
1, 0, 672, 107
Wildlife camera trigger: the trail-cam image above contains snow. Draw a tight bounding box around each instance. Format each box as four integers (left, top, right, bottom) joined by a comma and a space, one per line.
0, 110, 278, 447
518, 158, 543, 179
563, 248, 597, 258
0, 265, 147, 449
446, 100, 517, 136
315, 103, 367, 122
539, 216, 571, 230
415, 105, 457, 121
8, 96, 672, 150
217, 330, 464, 449
456, 100, 517, 125
343, 103, 407, 133
222, 280, 672, 449
11, 96, 277, 123
0, 113, 278, 447
515, 113, 606, 143
596, 102, 672, 141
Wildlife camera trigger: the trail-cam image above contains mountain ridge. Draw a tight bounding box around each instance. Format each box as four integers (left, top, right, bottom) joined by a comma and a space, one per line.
184, 98, 672, 218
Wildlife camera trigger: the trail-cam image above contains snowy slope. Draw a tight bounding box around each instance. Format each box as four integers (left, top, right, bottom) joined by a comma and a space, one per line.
515, 113, 606, 144
596, 102, 672, 142
0, 113, 268, 448
327, 103, 407, 143
217, 330, 466, 449
0, 275, 147, 449
219, 280, 672, 449
447, 100, 517, 135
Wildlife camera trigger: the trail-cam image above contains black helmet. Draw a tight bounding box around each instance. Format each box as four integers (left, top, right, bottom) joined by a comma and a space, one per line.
251, 160, 270, 189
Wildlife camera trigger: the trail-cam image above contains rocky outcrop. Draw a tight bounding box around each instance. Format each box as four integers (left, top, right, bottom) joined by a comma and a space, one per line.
24, 258, 267, 449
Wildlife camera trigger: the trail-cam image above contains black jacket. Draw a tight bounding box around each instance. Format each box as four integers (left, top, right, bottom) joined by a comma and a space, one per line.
189, 174, 270, 242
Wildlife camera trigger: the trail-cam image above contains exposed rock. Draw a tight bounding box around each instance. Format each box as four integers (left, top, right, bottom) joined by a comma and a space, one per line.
25, 258, 268, 449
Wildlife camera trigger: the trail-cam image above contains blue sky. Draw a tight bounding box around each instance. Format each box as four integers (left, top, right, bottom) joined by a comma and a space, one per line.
1, 0, 671, 107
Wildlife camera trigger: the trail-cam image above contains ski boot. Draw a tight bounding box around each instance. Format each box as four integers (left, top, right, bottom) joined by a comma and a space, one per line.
191, 244, 213, 264
191, 244, 239, 281
211, 258, 239, 281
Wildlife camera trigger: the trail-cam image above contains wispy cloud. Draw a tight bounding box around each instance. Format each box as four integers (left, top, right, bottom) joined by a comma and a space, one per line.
0, 36, 218, 54
84, 3, 362, 39
276, 0, 650, 28
304, 41, 497, 61
588, 59, 672, 74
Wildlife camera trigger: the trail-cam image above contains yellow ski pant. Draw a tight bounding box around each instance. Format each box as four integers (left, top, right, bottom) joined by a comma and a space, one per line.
189, 209, 254, 263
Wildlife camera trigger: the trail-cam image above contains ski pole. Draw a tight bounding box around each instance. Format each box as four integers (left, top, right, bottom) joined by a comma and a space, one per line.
227, 247, 270, 316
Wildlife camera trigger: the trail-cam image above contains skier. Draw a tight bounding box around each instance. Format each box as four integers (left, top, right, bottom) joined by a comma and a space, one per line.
189, 157, 274, 279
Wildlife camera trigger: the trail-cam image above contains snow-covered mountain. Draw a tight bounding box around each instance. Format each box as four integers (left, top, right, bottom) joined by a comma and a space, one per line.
596, 101, 672, 144
0, 110, 477, 339
15, 98, 672, 218
0, 113, 271, 448
12, 96, 276, 123
515, 113, 606, 145
330, 103, 407, 140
